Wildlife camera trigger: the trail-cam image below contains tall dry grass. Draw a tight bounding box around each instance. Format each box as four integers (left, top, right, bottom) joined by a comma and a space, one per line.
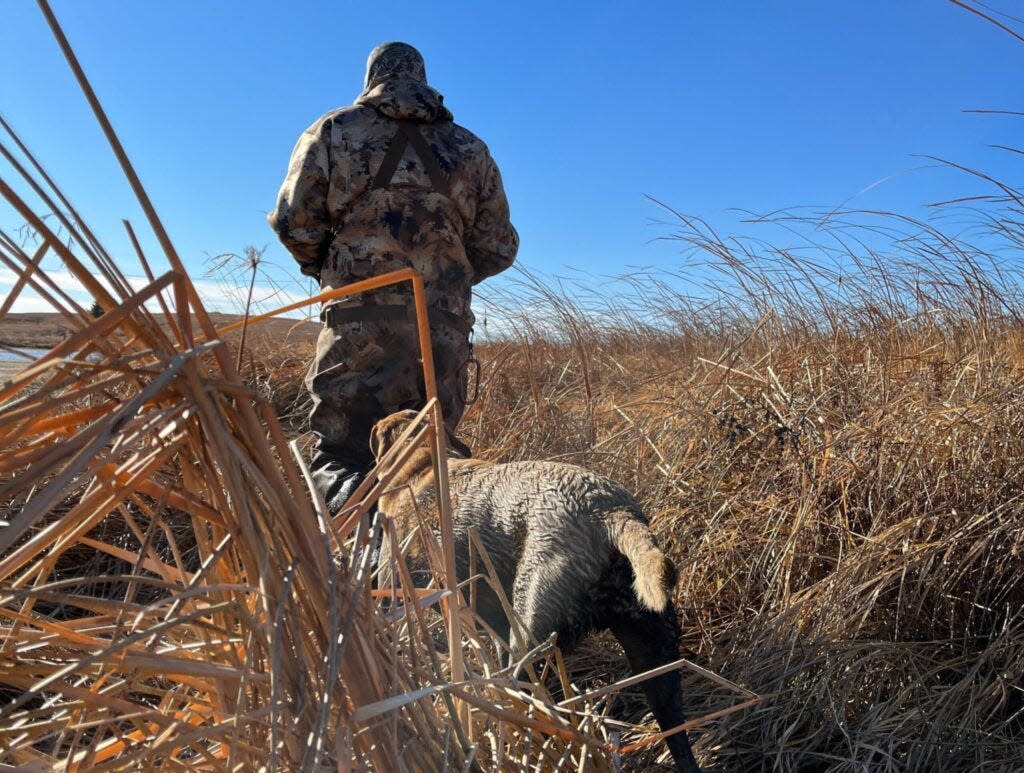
5, 1, 1021, 768
7, 6, 752, 769
217, 129, 1024, 768
427, 171, 1023, 769
240, 173, 1024, 769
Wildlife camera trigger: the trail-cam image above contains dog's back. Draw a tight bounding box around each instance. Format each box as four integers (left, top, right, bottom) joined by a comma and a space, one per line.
443, 462, 674, 636
372, 412, 702, 771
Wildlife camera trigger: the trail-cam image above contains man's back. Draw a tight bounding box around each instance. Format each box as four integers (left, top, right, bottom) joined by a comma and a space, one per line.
267, 41, 518, 514
269, 57, 517, 321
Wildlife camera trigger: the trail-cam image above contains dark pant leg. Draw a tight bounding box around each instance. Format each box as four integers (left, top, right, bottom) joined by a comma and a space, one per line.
307, 320, 424, 457
306, 320, 420, 513
429, 323, 472, 456
306, 316, 473, 509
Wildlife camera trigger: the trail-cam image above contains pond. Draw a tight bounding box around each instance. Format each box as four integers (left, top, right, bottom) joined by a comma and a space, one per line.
0, 347, 49, 362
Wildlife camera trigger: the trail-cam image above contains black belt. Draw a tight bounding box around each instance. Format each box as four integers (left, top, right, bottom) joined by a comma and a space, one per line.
324, 303, 472, 335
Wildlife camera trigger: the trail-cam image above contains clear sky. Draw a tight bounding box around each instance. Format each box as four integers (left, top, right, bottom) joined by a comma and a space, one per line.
1, 1, 1022, 315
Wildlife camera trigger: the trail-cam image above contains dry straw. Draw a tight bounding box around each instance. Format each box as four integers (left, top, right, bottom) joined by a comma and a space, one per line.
0, 3, 751, 769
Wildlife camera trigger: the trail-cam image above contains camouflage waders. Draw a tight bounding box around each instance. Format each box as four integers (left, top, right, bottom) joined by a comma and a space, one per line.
308, 307, 473, 467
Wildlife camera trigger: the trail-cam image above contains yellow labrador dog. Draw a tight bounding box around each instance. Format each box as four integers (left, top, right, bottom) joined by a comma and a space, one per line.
370, 410, 700, 772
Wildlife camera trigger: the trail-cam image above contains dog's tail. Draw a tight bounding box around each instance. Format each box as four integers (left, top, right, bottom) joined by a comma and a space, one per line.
607, 511, 678, 612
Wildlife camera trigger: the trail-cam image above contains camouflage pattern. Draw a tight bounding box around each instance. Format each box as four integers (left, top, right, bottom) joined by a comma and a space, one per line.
307, 319, 469, 467
269, 41, 517, 462
268, 44, 518, 322
364, 42, 427, 90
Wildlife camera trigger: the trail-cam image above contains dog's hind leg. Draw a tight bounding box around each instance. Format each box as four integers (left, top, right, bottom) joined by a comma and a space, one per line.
606, 605, 701, 773
510, 547, 602, 660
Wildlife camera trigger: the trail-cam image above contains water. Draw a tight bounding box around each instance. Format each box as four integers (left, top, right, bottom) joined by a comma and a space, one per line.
0, 347, 49, 362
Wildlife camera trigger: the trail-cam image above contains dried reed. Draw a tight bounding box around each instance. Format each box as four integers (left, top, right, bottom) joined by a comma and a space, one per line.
0, 3, 748, 770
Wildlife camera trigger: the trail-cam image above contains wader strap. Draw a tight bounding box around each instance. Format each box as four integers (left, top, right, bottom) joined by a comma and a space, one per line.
371, 121, 449, 195
370, 129, 408, 190
401, 123, 449, 195
325, 303, 472, 335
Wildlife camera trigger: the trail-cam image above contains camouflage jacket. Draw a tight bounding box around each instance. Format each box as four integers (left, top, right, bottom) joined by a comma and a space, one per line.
268, 77, 518, 321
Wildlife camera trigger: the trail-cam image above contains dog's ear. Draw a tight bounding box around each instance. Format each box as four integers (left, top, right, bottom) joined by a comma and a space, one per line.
369, 418, 394, 463
370, 410, 420, 462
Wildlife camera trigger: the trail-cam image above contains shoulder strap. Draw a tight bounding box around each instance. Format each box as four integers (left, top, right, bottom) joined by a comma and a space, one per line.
370, 127, 409, 190
371, 121, 449, 195
400, 123, 449, 195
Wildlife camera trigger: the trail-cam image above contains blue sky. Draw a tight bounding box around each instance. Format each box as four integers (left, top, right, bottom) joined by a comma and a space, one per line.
1, 1, 1022, 315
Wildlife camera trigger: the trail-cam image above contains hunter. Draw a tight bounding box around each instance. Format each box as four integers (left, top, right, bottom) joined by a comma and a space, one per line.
269, 41, 518, 513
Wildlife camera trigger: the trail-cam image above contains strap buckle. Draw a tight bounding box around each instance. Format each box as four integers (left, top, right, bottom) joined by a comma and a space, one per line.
461, 330, 481, 406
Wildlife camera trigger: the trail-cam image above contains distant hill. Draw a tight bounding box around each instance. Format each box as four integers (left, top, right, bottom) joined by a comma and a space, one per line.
0, 312, 320, 350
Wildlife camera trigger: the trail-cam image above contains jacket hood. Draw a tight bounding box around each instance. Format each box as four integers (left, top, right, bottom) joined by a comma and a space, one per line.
355, 78, 453, 123
364, 42, 426, 90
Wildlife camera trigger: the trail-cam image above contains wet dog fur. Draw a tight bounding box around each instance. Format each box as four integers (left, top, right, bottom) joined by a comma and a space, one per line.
370, 410, 701, 772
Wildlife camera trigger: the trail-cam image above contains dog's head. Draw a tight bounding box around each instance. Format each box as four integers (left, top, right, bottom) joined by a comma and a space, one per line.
369, 409, 422, 464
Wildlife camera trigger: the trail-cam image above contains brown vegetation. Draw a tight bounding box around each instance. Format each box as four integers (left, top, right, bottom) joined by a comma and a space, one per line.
0, 311, 318, 350
4, 15, 747, 760
455, 208, 1024, 769
4, 1, 1022, 769
0, 312, 77, 348
234, 178, 1024, 769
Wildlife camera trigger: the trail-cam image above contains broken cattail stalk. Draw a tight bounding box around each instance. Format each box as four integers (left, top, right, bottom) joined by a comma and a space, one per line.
1, 4, 760, 769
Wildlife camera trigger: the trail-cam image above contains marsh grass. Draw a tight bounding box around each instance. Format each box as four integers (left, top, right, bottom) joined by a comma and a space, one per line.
222, 153, 1024, 769
444, 179, 1024, 769
4, 1, 1022, 767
